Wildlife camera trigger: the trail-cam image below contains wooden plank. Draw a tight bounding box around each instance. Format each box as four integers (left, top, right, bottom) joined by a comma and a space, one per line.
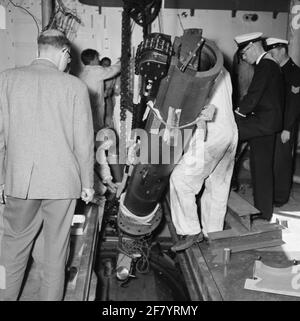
209, 220, 283, 241
212, 239, 284, 258
225, 211, 250, 234
227, 191, 260, 231
227, 191, 259, 217
209, 228, 283, 253
64, 198, 105, 301
231, 213, 251, 231
251, 222, 284, 233
207, 228, 238, 240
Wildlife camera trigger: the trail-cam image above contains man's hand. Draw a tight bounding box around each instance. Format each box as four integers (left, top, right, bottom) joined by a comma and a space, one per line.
0, 184, 5, 204
81, 188, 95, 204
234, 107, 246, 118
281, 130, 290, 144
106, 179, 118, 194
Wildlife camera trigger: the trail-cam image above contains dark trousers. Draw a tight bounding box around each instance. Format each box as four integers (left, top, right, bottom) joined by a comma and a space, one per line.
274, 130, 296, 205
236, 116, 275, 219
248, 135, 275, 219
0, 197, 76, 301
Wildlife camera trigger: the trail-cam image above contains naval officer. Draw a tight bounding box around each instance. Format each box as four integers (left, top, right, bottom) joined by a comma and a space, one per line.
234, 32, 284, 222
265, 37, 300, 207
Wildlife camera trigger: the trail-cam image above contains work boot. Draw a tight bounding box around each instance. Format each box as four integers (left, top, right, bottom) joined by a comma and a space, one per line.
171, 232, 204, 252
250, 213, 271, 229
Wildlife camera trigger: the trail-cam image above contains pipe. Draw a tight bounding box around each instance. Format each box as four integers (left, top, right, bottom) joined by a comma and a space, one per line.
41, 0, 53, 29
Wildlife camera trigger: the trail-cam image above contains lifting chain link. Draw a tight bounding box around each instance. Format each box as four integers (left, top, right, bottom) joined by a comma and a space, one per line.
119, 4, 133, 163
120, 1, 162, 159
120, 5, 133, 122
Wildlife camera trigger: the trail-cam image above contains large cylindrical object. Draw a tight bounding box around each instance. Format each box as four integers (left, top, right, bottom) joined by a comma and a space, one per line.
123, 31, 223, 217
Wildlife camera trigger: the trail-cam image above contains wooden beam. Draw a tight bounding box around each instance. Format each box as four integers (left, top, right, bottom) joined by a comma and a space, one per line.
207, 191, 284, 255
209, 224, 284, 254
227, 191, 260, 231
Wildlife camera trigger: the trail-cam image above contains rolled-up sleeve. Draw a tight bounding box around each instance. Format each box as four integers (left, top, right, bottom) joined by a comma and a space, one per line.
73, 83, 94, 189
100, 62, 121, 80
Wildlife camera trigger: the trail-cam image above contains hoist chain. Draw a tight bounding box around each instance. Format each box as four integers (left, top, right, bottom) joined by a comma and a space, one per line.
120, 5, 133, 122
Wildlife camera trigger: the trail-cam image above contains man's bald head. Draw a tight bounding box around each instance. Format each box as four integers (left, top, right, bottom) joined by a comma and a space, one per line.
37, 29, 70, 51
37, 29, 71, 72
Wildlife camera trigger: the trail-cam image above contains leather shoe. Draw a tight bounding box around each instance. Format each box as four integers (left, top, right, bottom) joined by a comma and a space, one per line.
251, 214, 271, 228
274, 202, 286, 208
171, 232, 204, 252
251, 213, 271, 222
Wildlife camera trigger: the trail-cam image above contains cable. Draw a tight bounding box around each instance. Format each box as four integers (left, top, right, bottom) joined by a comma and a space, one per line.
8, 0, 40, 35
118, 234, 153, 274
177, 13, 184, 32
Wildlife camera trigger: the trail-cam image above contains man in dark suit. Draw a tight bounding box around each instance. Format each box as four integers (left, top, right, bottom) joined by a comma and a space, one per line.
234, 32, 284, 222
0, 30, 94, 300
266, 37, 300, 207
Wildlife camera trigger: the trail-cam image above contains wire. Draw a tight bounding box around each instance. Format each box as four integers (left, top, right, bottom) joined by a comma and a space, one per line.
118, 234, 153, 274
8, 0, 40, 35
177, 13, 184, 32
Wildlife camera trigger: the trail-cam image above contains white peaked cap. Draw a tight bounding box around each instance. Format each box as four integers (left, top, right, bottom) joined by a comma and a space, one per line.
234, 32, 263, 49
265, 37, 288, 49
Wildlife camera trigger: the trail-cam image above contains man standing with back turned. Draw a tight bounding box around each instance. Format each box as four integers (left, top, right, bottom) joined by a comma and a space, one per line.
0, 29, 94, 300
79, 49, 120, 133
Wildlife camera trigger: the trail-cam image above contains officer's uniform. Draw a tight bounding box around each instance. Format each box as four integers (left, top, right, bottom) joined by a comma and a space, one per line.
266, 38, 300, 205
234, 33, 284, 220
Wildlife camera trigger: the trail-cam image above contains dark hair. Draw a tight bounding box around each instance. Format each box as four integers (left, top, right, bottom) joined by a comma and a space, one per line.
100, 57, 111, 66
38, 29, 70, 50
262, 39, 289, 54
81, 49, 99, 65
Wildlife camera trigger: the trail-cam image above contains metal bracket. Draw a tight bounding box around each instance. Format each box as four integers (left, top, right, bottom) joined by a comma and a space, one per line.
244, 260, 300, 297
